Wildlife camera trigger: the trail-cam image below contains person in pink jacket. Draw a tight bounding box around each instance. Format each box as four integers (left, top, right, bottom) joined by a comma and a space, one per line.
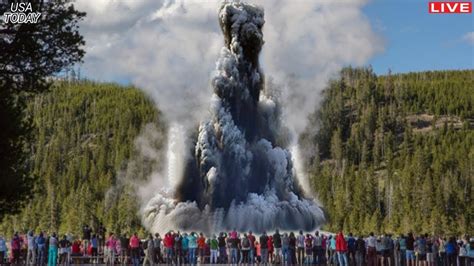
105, 233, 117, 265
129, 233, 141, 266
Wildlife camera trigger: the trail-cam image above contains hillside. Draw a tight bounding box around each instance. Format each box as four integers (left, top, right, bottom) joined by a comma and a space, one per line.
0, 81, 165, 236
1, 69, 472, 236
301, 68, 474, 235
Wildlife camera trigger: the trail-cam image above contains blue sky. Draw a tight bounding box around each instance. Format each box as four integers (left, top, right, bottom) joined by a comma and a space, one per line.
364, 0, 474, 74
76, 0, 473, 88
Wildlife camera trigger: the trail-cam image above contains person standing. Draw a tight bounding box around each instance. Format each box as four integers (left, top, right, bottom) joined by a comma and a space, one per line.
152, 233, 162, 264
313, 231, 323, 265
11, 232, 22, 264
229, 233, 239, 264
404, 233, 415, 266
119, 234, 129, 265
430, 236, 439, 266
458, 238, 468, 266
187, 232, 198, 265
305, 233, 313, 264
70, 239, 81, 264
297, 230, 305, 264
209, 234, 219, 264
268, 235, 274, 263
143, 234, 155, 266
163, 232, 173, 264
26, 231, 36, 265
58, 235, 71, 266
260, 232, 269, 265
328, 235, 337, 265
273, 230, 282, 264
445, 237, 457, 266
90, 234, 99, 263
241, 234, 250, 264
36, 232, 46, 265
255, 241, 261, 263
466, 238, 474, 266
247, 231, 256, 264
82, 225, 91, 256
289, 232, 297, 265
416, 234, 428, 266
197, 233, 206, 264
174, 232, 183, 264
398, 234, 407, 266
218, 232, 227, 263
181, 233, 189, 264
0, 234, 7, 265
367, 232, 378, 266
282, 233, 289, 264
97, 224, 106, 254
129, 233, 141, 266
355, 236, 366, 266
426, 235, 435, 266
105, 233, 117, 265
381, 234, 392, 266
336, 231, 348, 266
439, 237, 446, 266
389, 235, 396, 266
321, 234, 328, 265
347, 233, 356, 265
48, 233, 58, 266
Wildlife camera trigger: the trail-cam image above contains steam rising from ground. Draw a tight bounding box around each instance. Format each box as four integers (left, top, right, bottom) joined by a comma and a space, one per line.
76, 0, 382, 233
76, 0, 383, 132
140, 2, 327, 234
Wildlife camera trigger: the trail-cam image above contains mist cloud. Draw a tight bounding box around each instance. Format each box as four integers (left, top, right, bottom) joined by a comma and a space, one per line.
76, 0, 383, 233
76, 0, 383, 132
462, 31, 474, 45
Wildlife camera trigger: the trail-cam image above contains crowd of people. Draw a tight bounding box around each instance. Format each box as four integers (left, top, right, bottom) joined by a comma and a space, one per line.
0, 226, 473, 266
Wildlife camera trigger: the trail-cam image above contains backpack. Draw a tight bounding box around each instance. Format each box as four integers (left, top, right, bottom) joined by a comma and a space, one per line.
242, 237, 250, 248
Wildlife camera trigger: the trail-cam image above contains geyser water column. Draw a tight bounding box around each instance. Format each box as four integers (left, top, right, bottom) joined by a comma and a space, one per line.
142, 1, 325, 234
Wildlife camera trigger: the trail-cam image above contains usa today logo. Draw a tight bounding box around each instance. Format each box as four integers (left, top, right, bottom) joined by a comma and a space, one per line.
3, 2, 41, 24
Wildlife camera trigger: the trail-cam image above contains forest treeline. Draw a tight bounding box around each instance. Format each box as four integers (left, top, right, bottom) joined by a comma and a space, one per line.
0, 68, 472, 237
0, 81, 165, 236
301, 68, 473, 235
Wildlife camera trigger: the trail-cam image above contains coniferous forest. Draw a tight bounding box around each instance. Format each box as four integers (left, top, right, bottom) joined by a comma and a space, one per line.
301, 68, 473, 235
0, 81, 165, 236
0, 68, 472, 236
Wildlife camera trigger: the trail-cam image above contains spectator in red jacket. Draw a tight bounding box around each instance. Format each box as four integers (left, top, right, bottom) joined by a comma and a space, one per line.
11, 233, 22, 264
336, 231, 349, 266
164, 232, 175, 264
197, 233, 206, 263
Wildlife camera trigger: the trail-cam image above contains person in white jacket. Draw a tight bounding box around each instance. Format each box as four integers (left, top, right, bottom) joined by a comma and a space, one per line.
27, 231, 36, 265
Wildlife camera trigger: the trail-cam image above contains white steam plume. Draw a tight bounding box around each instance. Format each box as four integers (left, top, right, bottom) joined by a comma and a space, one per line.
141, 2, 326, 234
76, 0, 383, 132
137, 123, 188, 203
76, 0, 383, 233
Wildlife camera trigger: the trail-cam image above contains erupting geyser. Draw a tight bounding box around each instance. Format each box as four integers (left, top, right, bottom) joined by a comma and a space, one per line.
142, 1, 325, 234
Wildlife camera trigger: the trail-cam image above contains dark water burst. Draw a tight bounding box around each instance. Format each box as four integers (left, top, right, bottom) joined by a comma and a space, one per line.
143, 1, 325, 234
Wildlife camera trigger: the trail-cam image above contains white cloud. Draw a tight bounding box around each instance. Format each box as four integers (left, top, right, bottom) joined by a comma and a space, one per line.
75, 0, 384, 131
462, 31, 474, 45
